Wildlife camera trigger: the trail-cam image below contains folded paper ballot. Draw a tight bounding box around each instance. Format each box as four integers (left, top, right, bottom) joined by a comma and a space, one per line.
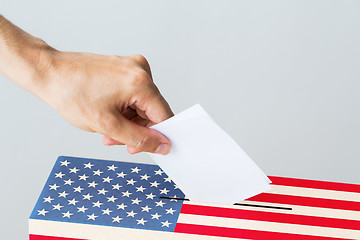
148, 104, 271, 204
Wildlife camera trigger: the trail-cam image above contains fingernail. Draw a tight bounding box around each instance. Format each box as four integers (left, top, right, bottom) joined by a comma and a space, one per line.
127, 146, 141, 154
155, 143, 170, 155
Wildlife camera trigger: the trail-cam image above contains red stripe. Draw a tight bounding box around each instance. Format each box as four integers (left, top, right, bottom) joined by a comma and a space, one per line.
269, 176, 360, 193
29, 235, 86, 240
247, 193, 360, 211
180, 204, 360, 230
174, 223, 351, 240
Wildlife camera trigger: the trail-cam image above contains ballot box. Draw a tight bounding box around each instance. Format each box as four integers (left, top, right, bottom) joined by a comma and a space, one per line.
29, 156, 360, 239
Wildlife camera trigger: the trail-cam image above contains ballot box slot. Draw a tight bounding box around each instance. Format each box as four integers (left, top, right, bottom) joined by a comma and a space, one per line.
159, 196, 190, 201
159, 196, 292, 211
234, 203, 292, 210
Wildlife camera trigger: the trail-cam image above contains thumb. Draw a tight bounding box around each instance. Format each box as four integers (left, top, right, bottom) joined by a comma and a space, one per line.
101, 112, 171, 155
135, 86, 174, 124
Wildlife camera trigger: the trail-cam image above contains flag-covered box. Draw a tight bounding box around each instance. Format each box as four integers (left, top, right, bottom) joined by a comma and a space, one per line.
30, 156, 360, 239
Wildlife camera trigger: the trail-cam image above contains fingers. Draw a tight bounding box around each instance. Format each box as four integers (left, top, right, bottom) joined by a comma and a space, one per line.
100, 112, 171, 155
102, 136, 123, 146
119, 88, 173, 154
128, 54, 173, 124
127, 146, 141, 154
135, 88, 174, 125
101, 54, 172, 154
102, 115, 150, 146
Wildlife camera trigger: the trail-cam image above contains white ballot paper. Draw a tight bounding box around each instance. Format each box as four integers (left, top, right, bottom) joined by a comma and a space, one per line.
148, 104, 271, 204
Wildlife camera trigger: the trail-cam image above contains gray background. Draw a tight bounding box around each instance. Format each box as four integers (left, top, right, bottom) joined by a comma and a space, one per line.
1, 0, 359, 238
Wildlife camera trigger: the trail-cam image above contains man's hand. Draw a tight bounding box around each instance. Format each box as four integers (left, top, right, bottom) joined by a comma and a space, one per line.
0, 15, 172, 155
46, 52, 173, 155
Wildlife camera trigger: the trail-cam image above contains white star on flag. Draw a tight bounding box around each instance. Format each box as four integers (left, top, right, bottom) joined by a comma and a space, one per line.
112, 216, 123, 223
131, 198, 142, 205
52, 204, 63, 211
117, 203, 127, 210
146, 193, 156, 199
126, 210, 137, 217
136, 218, 147, 225
112, 184, 122, 190
37, 209, 48, 216
140, 174, 150, 180
107, 165, 118, 171
102, 176, 113, 183
68, 198, 78, 205
83, 193, 93, 200
77, 206, 87, 213
69, 167, 79, 173
88, 181, 98, 188
116, 172, 126, 178
49, 183, 60, 190
55, 172, 65, 178
93, 169, 103, 176
126, 179, 136, 185
151, 213, 161, 220
155, 200, 165, 207
84, 162, 94, 169
107, 196, 117, 202
60, 160, 70, 166
102, 208, 112, 215
43, 196, 54, 203
150, 181, 160, 187
121, 191, 132, 197
73, 186, 84, 193
98, 188, 108, 195
160, 188, 170, 195
87, 214, 97, 221
165, 208, 176, 215
131, 167, 141, 173
58, 191, 68, 198
164, 177, 172, 183
161, 220, 171, 228
92, 201, 103, 208
64, 179, 74, 185
62, 211, 72, 218
141, 206, 152, 212
136, 186, 146, 192
79, 174, 89, 181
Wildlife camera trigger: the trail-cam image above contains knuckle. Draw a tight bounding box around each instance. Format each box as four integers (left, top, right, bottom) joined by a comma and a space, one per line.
132, 134, 151, 151
129, 69, 151, 86
131, 54, 148, 65
94, 113, 119, 133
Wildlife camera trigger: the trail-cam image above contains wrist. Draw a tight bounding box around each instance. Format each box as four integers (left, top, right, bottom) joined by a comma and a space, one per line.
22, 42, 60, 102
0, 15, 59, 102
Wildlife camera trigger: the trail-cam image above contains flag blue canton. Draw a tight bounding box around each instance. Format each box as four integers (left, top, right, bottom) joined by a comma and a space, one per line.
30, 156, 185, 232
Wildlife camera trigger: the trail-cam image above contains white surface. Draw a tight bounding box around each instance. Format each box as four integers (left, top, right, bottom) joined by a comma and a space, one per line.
0, 0, 360, 239
29, 219, 234, 240
149, 104, 270, 204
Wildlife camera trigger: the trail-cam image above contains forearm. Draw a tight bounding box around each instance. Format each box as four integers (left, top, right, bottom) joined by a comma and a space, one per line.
0, 15, 55, 97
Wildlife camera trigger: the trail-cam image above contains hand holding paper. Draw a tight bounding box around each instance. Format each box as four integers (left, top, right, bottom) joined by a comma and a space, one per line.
148, 104, 271, 204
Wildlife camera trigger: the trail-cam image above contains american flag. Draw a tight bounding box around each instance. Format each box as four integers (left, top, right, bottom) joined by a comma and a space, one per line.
30, 156, 360, 239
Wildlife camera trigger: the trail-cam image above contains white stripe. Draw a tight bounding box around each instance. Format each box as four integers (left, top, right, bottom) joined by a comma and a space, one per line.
187, 201, 360, 221
177, 214, 360, 239
29, 219, 244, 240
269, 185, 360, 202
